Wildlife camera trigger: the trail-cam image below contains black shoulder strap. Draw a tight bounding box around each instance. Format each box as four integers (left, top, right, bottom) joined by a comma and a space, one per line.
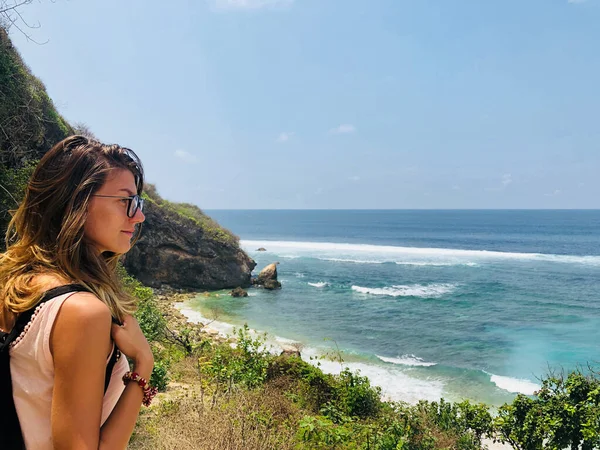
1, 284, 90, 352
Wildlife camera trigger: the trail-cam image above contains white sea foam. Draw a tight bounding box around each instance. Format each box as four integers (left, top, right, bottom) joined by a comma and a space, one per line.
352, 283, 457, 298
308, 281, 328, 288
302, 348, 445, 404
377, 354, 437, 367
319, 257, 385, 264
396, 261, 478, 267
489, 374, 540, 395
241, 240, 600, 267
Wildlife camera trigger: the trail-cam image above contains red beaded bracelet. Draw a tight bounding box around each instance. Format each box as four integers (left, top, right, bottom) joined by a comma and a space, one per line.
122, 371, 158, 406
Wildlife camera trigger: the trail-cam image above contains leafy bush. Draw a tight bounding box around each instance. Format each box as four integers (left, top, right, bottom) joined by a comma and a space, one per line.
495, 369, 600, 450
0, 162, 35, 243
267, 355, 337, 413
150, 359, 170, 392
119, 265, 166, 342
202, 324, 271, 389
333, 368, 382, 420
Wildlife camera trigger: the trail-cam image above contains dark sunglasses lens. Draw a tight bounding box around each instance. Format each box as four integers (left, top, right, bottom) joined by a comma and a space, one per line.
128, 196, 139, 217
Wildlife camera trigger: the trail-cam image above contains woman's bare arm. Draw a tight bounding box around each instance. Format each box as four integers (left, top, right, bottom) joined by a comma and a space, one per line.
50, 293, 153, 450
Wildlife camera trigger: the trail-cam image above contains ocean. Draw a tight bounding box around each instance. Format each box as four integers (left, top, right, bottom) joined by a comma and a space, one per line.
179, 210, 600, 407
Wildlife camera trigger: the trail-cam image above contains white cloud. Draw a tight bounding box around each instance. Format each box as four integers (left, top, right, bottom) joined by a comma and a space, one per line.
329, 124, 356, 134
210, 0, 293, 10
485, 173, 513, 192
174, 150, 198, 163
545, 189, 562, 197
276, 132, 294, 143
349, 175, 360, 182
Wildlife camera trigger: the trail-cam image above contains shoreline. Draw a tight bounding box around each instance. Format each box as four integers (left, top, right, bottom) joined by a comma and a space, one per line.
159, 288, 511, 449
169, 291, 528, 407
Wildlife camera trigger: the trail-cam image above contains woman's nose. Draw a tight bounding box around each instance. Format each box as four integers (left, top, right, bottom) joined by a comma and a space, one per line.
131, 208, 145, 224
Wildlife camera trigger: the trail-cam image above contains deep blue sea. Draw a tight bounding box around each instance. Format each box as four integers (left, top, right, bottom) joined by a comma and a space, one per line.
181, 210, 600, 406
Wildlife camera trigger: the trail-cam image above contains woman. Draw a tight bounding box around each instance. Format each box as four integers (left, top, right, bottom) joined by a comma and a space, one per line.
0, 135, 155, 449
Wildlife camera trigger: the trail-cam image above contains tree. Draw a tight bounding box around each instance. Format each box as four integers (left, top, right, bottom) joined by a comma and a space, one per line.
0, 0, 46, 44
495, 369, 600, 450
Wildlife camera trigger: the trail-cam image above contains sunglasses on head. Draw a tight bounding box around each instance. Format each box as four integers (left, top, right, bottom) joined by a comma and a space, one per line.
92, 194, 144, 218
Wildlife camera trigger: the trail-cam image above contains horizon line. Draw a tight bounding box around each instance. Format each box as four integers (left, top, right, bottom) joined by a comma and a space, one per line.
203, 208, 600, 211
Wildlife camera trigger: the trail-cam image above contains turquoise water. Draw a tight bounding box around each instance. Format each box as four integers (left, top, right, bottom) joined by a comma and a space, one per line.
187, 210, 600, 406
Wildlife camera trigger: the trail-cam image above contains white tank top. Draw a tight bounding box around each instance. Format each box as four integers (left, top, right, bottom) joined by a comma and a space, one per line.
9, 291, 129, 449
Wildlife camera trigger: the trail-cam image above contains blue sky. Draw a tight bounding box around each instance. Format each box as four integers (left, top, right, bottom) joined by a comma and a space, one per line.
10, 0, 600, 209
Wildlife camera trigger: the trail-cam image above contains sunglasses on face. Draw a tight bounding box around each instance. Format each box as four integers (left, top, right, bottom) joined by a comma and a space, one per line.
92, 194, 144, 218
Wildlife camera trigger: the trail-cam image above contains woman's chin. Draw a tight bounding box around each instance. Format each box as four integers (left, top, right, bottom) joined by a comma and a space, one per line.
108, 240, 132, 255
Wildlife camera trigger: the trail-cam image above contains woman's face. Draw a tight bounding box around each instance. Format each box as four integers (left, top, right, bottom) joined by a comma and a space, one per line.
84, 168, 145, 254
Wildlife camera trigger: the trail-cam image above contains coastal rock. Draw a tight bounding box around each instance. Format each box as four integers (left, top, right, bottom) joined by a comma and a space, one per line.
257, 247, 267, 252
231, 287, 249, 297
253, 262, 282, 290
257, 262, 279, 284
203, 327, 220, 337
280, 344, 302, 358
123, 200, 256, 290
263, 279, 282, 290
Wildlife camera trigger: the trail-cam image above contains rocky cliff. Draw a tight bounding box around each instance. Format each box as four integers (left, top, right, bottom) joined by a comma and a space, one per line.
123, 190, 256, 289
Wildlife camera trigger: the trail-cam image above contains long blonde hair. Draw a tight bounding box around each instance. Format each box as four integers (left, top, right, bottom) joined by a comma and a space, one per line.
0, 135, 145, 324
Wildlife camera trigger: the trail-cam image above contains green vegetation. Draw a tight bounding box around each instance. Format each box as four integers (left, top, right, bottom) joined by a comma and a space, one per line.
0, 26, 71, 241
123, 278, 600, 449
143, 183, 239, 246
120, 266, 171, 390
0, 161, 35, 241
0, 27, 72, 169
495, 370, 600, 450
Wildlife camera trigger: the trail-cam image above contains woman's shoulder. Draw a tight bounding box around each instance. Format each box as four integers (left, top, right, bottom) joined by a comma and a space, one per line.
32, 273, 111, 323
51, 289, 112, 355
58, 290, 111, 325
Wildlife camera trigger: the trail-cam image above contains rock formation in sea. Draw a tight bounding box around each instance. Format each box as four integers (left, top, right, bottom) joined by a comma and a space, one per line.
231, 287, 249, 297
253, 262, 282, 290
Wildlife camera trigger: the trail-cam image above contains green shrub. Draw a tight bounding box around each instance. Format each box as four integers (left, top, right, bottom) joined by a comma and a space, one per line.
134, 292, 166, 342
202, 324, 271, 389
267, 355, 337, 413
0, 162, 36, 242
118, 265, 166, 342
150, 359, 170, 392
495, 369, 600, 450
333, 368, 382, 420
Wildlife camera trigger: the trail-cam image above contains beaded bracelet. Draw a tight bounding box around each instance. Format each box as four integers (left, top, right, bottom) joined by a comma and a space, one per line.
122, 371, 158, 406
